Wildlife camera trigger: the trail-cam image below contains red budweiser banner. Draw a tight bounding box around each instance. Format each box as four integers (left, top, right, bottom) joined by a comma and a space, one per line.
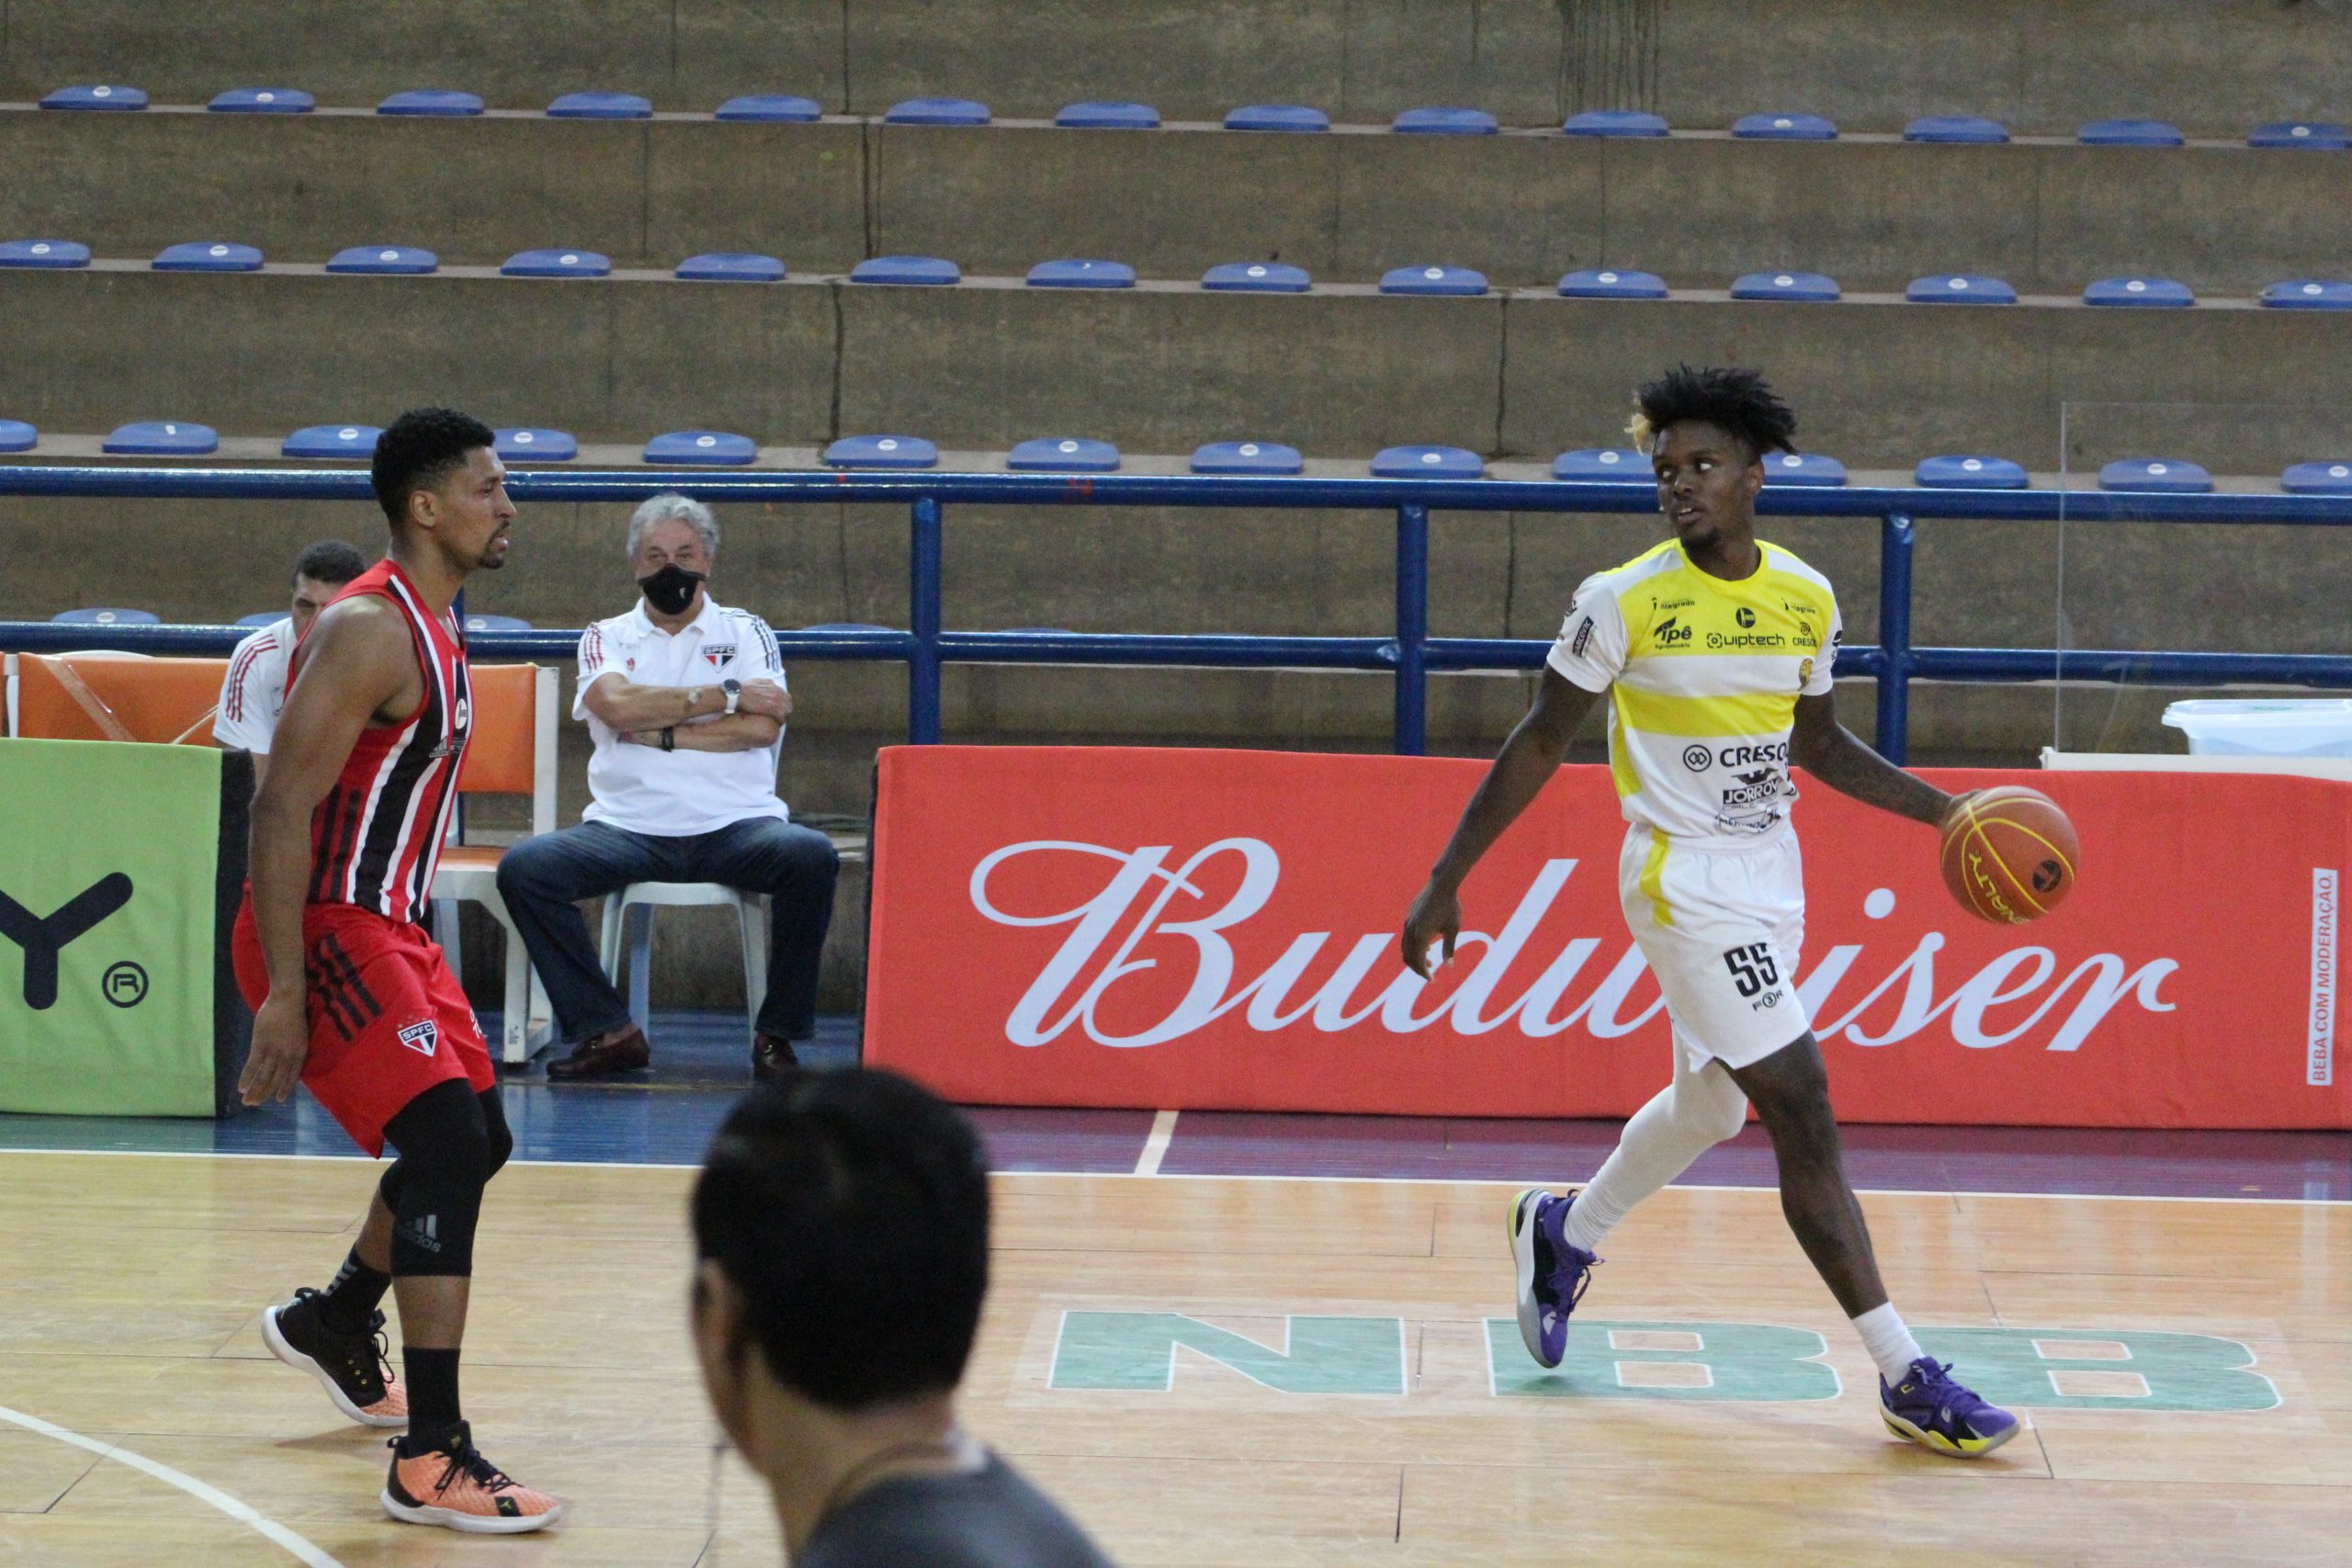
865, 747, 2350, 1129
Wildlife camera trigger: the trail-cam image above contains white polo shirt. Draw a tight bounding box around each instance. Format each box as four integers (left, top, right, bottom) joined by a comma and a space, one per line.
575, 596, 790, 837
214, 616, 293, 754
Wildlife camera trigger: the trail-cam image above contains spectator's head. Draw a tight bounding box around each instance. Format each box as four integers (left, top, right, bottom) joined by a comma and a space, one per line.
626, 493, 718, 623
690, 1070, 990, 1469
287, 539, 368, 637
369, 408, 513, 571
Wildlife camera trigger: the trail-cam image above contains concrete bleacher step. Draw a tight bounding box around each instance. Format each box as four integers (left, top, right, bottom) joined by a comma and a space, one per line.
11, 105, 2352, 294
1, 0, 2345, 137
8, 262, 2352, 475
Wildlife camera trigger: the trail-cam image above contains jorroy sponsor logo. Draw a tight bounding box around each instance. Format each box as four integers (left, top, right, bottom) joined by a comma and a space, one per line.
967, 840, 2176, 1054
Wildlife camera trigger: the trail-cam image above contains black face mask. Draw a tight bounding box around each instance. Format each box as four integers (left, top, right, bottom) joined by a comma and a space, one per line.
637, 564, 706, 616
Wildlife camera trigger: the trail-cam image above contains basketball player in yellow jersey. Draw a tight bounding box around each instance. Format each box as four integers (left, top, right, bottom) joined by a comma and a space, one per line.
1400, 366, 2018, 1458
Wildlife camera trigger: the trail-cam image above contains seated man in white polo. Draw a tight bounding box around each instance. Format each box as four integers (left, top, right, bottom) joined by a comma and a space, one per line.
497, 494, 840, 1082
212, 538, 368, 782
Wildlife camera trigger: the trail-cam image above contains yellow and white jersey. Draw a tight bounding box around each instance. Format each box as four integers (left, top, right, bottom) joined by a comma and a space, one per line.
1546, 538, 1840, 851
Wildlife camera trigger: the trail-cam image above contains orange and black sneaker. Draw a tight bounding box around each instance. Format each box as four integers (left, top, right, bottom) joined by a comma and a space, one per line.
261, 1288, 407, 1428
381, 1422, 564, 1533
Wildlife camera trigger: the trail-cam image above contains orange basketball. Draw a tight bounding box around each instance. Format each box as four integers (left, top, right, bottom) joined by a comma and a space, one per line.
1938, 785, 2080, 924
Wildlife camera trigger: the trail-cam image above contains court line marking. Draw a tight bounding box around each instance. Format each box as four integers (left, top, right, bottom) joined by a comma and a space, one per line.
0, 1145, 2343, 1206
1133, 1110, 1179, 1176
0, 1403, 347, 1567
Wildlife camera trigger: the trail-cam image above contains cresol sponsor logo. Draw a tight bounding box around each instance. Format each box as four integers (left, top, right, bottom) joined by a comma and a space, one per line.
969, 840, 2177, 1053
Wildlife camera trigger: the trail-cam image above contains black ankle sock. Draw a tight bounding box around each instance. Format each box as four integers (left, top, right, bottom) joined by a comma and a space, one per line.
318, 1247, 393, 1335
402, 1347, 462, 1450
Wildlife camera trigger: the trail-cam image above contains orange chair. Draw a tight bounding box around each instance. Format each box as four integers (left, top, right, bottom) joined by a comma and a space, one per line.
6, 653, 228, 743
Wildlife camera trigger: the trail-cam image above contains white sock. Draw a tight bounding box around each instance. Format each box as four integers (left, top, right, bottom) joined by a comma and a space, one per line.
1852, 1303, 1926, 1385
1560, 1054, 1749, 1254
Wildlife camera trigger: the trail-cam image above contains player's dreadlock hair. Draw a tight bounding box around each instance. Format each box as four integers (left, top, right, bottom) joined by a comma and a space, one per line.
1627, 365, 1799, 460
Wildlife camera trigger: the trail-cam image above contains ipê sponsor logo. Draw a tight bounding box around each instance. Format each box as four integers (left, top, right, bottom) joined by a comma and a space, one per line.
967, 840, 2176, 1054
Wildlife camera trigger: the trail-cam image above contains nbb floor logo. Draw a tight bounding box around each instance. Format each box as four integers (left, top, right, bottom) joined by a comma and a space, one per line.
1046, 1314, 2278, 1412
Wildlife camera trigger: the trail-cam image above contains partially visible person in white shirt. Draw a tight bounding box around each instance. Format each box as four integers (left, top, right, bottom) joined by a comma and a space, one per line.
212, 538, 369, 784
496, 493, 840, 1084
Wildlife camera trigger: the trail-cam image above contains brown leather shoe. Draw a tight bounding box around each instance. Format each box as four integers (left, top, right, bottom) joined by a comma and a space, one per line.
545, 1024, 650, 1081
751, 1032, 803, 1086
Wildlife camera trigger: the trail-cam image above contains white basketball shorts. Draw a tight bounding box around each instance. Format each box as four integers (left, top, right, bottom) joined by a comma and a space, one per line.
1616, 824, 1812, 1072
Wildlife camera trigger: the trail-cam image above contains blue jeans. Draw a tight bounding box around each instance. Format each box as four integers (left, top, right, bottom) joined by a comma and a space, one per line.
495, 818, 840, 1044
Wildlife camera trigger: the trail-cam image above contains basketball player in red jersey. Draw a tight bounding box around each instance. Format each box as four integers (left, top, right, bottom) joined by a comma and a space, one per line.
233, 408, 562, 1532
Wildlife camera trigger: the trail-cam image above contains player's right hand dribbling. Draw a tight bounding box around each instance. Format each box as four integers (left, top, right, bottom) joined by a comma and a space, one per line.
1399, 883, 1461, 981
241, 991, 311, 1106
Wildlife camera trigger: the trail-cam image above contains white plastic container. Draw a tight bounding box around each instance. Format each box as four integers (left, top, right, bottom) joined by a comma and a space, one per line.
2161, 698, 2352, 757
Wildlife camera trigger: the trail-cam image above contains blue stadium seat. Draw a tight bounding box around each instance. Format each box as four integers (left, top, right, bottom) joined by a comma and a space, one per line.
1372, 446, 1483, 479
1551, 448, 1646, 479
154, 242, 263, 272
1905, 115, 2007, 143
1905, 274, 2018, 304
0, 239, 89, 269
1192, 440, 1304, 475
462, 614, 534, 632
1057, 100, 1159, 130
823, 434, 938, 469
885, 97, 989, 126
235, 611, 283, 627
40, 85, 145, 111
716, 95, 822, 122
1760, 453, 1847, 486
548, 91, 651, 118
283, 423, 384, 459
0, 419, 36, 452
1202, 261, 1310, 293
1732, 113, 1836, 141
1380, 265, 1488, 296
851, 254, 960, 286
2099, 458, 2211, 493
52, 608, 159, 625
2262, 279, 2352, 310
2250, 120, 2349, 150
1916, 455, 2028, 489
105, 421, 218, 456
1563, 109, 1668, 137
495, 427, 577, 461
1731, 270, 1839, 302
378, 89, 483, 117
327, 244, 438, 275
1009, 437, 1120, 472
209, 87, 313, 114
1224, 104, 1329, 132
677, 252, 786, 282
1393, 107, 1498, 135
2281, 460, 2352, 495
1026, 258, 1136, 288
1556, 267, 1668, 299
2084, 276, 2193, 307
2077, 118, 2183, 147
646, 430, 757, 465
502, 249, 611, 277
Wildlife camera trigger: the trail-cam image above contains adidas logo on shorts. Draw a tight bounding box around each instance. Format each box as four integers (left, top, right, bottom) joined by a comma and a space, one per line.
398, 1021, 439, 1056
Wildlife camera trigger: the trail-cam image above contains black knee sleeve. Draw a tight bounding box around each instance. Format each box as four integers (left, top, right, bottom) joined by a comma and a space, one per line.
378, 1158, 410, 1212
479, 1088, 514, 1179
382, 1078, 492, 1277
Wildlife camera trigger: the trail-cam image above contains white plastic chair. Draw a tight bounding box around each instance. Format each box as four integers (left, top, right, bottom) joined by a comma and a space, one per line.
597, 884, 768, 1043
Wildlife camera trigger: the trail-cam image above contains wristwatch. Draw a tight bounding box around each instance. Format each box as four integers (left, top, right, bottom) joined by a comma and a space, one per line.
720, 677, 741, 716
660, 727, 676, 752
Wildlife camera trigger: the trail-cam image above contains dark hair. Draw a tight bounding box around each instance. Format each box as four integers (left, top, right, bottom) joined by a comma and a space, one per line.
291, 538, 368, 587
693, 1069, 990, 1411
370, 408, 496, 527
1630, 365, 1798, 460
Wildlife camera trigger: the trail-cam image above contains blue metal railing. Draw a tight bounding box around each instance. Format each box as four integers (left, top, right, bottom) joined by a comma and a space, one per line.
7, 464, 2352, 763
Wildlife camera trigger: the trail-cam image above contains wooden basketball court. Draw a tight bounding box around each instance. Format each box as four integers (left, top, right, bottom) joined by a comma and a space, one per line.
1, 1150, 2344, 1565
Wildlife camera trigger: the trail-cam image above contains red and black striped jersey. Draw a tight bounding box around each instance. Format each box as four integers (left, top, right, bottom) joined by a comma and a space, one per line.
299, 559, 472, 925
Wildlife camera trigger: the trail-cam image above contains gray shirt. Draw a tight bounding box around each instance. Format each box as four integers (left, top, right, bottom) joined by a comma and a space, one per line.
797, 1455, 1116, 1568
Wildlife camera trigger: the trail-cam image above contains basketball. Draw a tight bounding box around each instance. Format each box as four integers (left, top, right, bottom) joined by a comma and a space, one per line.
1939, 786, 2080, 923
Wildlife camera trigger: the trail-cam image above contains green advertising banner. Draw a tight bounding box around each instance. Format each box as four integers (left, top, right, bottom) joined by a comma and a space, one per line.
0, 739, 248, 1116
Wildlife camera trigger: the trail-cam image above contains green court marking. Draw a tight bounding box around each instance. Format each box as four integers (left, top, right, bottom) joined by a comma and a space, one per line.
1917, 1328, 2278, 1412
1488, 1319, 1842, 1402
1049, 1312, 1405, 1393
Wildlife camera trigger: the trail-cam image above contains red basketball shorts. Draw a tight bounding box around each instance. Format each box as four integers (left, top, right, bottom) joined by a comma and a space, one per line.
232, 894, 493, 1157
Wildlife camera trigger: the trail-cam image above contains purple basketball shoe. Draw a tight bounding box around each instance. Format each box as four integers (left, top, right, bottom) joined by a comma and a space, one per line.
1880, 1358, 2020, 1458
1507, 1188, 1600, 1369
